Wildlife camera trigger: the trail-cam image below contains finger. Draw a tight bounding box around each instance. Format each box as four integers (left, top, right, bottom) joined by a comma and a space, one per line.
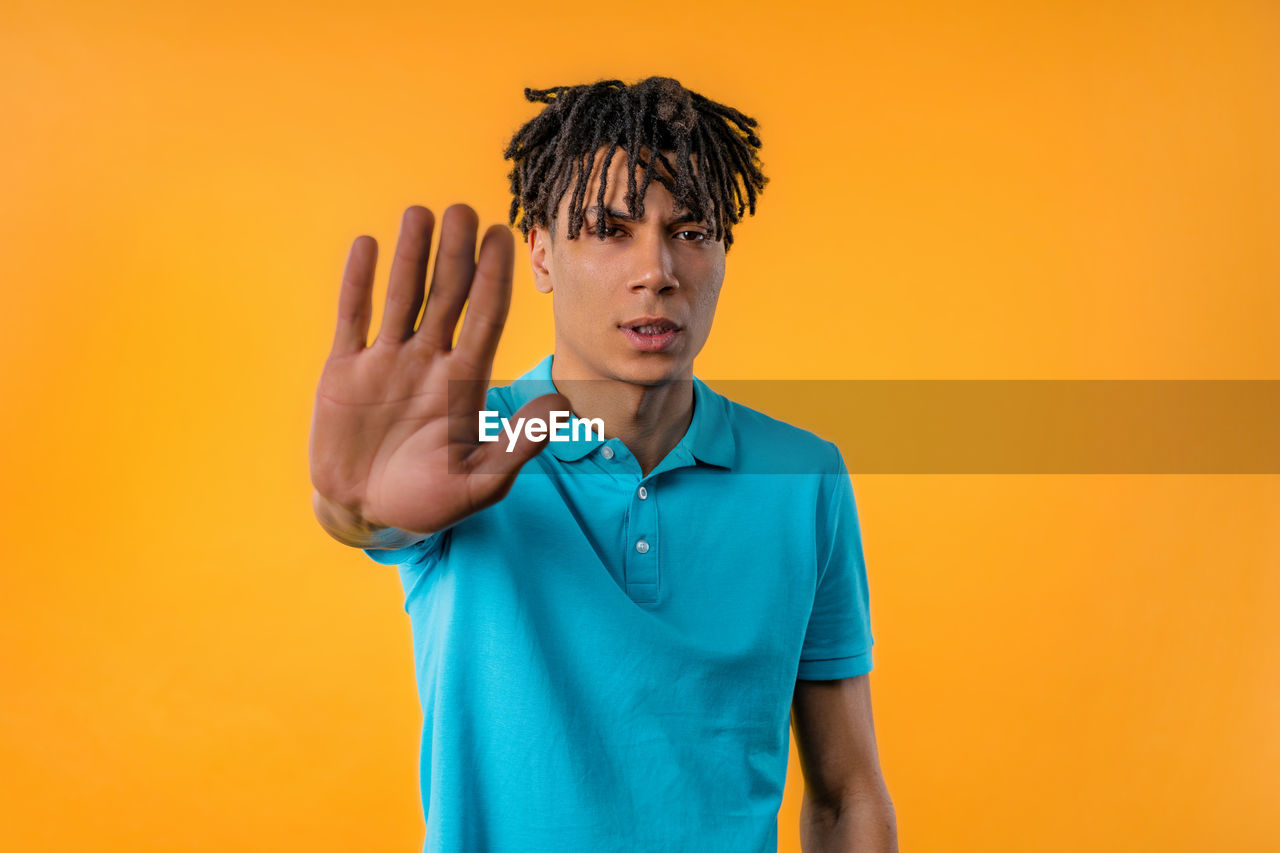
376, 206, 434, 345
454, 224, 515, 371
331, 235, 377, 357
466, 392, 572, 483
416, 204, 479, 352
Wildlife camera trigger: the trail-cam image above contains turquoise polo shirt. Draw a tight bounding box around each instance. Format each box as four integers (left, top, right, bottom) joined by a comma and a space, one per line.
363, 354, 874, 853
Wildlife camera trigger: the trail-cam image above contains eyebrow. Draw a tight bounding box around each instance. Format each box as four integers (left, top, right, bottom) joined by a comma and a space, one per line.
585, 205, 704, 225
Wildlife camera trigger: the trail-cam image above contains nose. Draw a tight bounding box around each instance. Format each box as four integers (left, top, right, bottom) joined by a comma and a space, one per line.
626, 229, 679, 295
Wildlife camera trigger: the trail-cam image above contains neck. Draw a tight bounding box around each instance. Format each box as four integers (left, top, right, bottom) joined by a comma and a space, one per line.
550, 352, 694, 477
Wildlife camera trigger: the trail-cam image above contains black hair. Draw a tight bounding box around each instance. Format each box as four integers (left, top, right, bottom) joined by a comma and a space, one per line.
502, 76, 767, 251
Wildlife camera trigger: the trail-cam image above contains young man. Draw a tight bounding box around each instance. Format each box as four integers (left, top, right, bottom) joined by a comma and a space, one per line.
310, 77, 897, 852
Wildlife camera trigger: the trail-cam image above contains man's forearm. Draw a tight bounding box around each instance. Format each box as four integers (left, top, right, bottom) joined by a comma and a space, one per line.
800, 791, 899, 853
312, 489, 428, 550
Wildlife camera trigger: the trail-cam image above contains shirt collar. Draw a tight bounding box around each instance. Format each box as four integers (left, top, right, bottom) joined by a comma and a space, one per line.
505, 354, 735, 469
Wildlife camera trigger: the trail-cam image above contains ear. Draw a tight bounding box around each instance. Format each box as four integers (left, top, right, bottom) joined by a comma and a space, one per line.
528, 225, 554, 294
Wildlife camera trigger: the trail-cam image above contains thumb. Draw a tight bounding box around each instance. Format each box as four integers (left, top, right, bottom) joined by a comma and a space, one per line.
469, 392, 574, 480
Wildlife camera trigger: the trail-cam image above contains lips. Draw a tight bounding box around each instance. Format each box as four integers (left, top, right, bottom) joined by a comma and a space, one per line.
620, 316, 681, 333
619, 317, 682, 352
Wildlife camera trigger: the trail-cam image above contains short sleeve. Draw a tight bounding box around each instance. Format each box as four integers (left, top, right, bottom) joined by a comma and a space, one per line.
362, 529, 451, 612
797, 443, 875, 680
361, 529, 447, 568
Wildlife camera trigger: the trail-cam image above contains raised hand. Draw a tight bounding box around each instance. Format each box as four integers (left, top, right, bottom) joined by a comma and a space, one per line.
309, 204, 567, 538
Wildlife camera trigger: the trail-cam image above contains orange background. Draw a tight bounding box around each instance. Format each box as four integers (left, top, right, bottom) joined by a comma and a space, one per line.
3, 1, 1278, 850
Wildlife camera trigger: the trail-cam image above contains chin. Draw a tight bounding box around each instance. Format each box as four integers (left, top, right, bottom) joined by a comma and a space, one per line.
611, 353, 690, 386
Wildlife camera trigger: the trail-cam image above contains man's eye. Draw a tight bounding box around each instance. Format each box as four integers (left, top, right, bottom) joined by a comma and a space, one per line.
675, 230, 708, 241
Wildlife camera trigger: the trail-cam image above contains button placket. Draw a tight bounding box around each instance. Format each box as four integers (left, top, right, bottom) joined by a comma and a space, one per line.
624, 474, 659, 602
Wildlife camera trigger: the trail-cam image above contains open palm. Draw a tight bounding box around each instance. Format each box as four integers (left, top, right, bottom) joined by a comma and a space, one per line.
309, 205, 566, 536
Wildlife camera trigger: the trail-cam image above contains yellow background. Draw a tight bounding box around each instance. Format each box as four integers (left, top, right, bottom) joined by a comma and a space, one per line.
3, 1, 1277, 850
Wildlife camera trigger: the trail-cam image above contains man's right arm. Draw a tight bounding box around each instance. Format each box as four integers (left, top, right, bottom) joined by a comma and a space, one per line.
312, 488, 429, 551
309, 205, 566, 554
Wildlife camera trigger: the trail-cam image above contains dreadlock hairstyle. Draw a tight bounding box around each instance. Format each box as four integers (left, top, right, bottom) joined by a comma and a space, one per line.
503, 76, 768, 252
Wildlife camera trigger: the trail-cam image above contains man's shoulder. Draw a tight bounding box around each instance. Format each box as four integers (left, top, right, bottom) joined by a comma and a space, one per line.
710, 387, 843, 475
486, 382, 516, 413
485, 378, 544, 416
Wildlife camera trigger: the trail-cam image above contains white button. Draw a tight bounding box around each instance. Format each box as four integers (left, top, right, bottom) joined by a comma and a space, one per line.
601, 446, 615, 460
635, 539, 650, 554
638, 486, 648, 500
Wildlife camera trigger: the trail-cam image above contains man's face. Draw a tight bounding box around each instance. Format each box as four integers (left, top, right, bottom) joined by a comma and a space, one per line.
527, 147, 727, 387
